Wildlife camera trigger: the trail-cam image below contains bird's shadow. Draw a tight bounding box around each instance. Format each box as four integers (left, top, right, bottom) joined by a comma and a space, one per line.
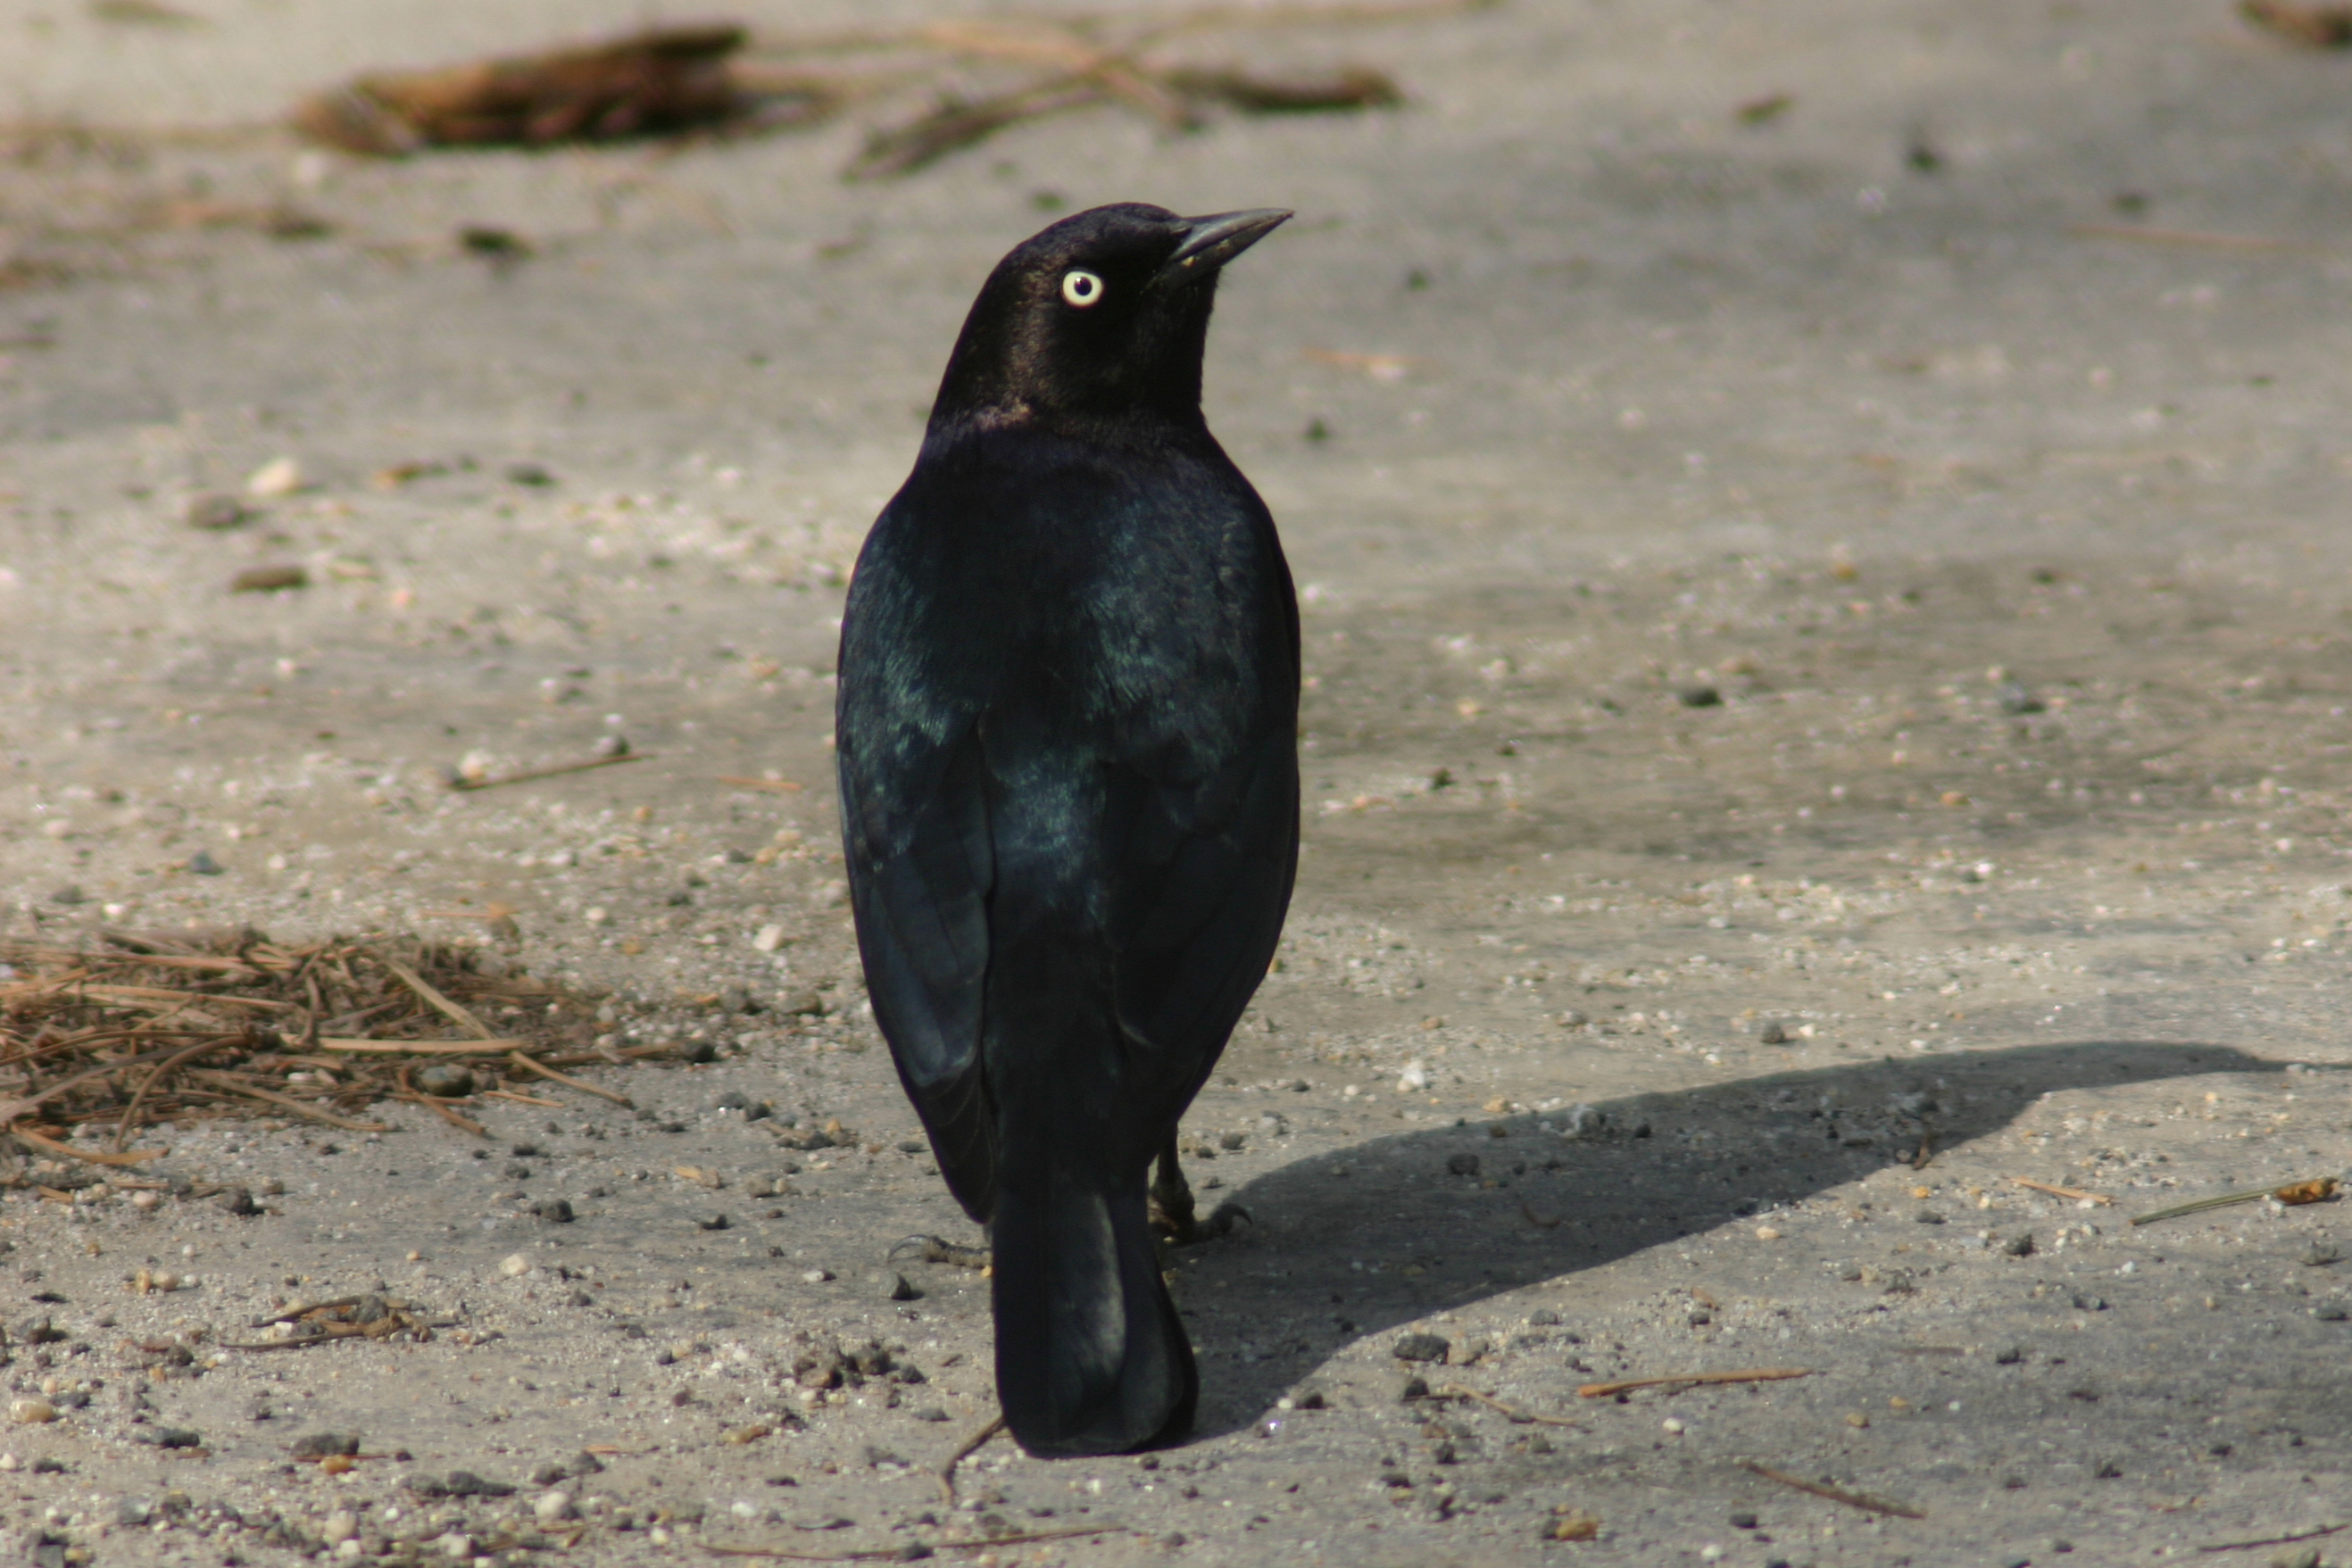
1173, 1040, 2283, 1439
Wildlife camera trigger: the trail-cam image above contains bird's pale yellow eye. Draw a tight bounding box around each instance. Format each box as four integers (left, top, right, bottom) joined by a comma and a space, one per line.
1060, 270, 1105, 308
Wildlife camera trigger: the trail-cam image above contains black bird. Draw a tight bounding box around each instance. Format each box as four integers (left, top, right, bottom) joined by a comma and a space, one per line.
835, 203, 1300, 1457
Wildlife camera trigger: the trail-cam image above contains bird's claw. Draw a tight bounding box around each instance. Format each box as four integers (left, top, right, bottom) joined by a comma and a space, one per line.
888, 1234, 992, 1271
1154, 1199, 1251, 1248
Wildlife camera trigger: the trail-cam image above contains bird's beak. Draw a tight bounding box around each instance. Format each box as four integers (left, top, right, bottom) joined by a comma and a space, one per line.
1156, 208, 1292, 286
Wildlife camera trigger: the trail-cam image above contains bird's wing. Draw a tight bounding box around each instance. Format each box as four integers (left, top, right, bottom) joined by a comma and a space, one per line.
1100, 684, 1298, 1126
836, 487, 1002, 1218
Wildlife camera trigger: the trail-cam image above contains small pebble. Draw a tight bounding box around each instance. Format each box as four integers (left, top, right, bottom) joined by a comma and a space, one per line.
697, 1213, 731, 1232
1660, 1417, 1685, 1434
186, 850, 224, 876
1677, 684, 1723, 708
246, 455, 304, 497
1753, 1225, 1782, 1240
8, 1399, 55, 1426
1392, 1332, 1450, 1364
498, 1254, 532, 1278
322, 1511, 359, 1545
416, 1064, 477, 1099
184, 493, 251, 530
594, 734, 631, 759
535, 1491, 577, 1523
1845, 1412, 1869, 1429
801, 1268, 833, 1283
1758, 1021, 1788, 1044
1728, 1512, 1758, 1530
873, 1271, 920, 1302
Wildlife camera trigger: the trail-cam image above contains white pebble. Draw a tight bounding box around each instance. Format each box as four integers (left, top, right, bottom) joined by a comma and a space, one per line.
323, 1511, 358, 1545
752, 925, 786, 953
534, 1491, 576, 1523
246, 456, 304, 497
435, 1533, 471, 1559
1396, 1061, 1430, 1092
8, 1399, 55, 1425
1754, 1225, 1782, 1240
584, 907, 610, 927
499, 1254, 532, 1278
1660, 1417, 1685, 1434
334, 1540, 363, 1561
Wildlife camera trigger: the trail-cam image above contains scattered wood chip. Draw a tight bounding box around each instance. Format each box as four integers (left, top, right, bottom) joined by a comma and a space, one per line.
229, 565, 308, 593
1578, 1367, 1812, 1399
2240, 0, 2352, 46
291, 26, 819, 155
1741, 1462, 1923, 1519
294, 3, 1471, 179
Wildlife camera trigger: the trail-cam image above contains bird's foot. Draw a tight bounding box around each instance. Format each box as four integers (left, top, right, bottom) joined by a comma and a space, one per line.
1151, 1198, 1251, 1248
888, 1233, 992, 1271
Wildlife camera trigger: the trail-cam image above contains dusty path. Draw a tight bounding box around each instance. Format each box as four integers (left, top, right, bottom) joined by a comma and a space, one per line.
4, 1, 2352, 1564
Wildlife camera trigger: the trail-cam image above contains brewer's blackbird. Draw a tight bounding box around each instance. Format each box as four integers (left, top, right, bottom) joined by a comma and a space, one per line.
835, 203, 1301, 1456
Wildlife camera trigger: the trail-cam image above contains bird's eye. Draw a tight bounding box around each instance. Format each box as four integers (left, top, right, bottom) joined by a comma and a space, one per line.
1060, 270, 1105, 308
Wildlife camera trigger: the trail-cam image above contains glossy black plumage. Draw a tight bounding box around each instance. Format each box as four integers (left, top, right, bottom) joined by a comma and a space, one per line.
835, 203, 1299, 1456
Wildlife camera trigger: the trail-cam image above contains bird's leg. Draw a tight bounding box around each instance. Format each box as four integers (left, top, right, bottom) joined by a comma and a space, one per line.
1149, 1139, 1251, 1246
888, 1233, 992, 1271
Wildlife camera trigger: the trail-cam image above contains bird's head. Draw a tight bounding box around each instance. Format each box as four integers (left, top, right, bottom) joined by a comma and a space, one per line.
929, 203, 1291, 431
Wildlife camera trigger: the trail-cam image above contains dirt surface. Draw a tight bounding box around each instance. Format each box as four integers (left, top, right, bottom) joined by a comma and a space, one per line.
7, 1, 2352, 1564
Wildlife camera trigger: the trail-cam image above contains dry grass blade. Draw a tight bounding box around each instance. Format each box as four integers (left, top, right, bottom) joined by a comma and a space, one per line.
2198, 1521, 2348, 1553
376, 955, 497, 1040
1579, 1367, 1812, 1398
0, 929, 637, 1164
12, 1126, 167, 1166
2011, 1176, 2113, 1204
847, 79, 1106, 179
1740, 1461, 1924, 1520
1430, 1383, 1576, 1426
445, 752, 648, 792
319, 1038, 528, 1055
508, 1050, 634, 1108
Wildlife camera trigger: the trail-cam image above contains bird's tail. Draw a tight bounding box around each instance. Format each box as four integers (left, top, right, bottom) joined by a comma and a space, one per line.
989, 1179, 1195, 1456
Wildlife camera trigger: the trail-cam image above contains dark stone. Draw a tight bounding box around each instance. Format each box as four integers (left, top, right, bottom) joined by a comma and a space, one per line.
1392, 1332, 1450, 1364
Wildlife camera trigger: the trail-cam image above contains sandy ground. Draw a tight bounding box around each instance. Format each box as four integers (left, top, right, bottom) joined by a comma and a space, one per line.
5, 0, 2352, 1564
